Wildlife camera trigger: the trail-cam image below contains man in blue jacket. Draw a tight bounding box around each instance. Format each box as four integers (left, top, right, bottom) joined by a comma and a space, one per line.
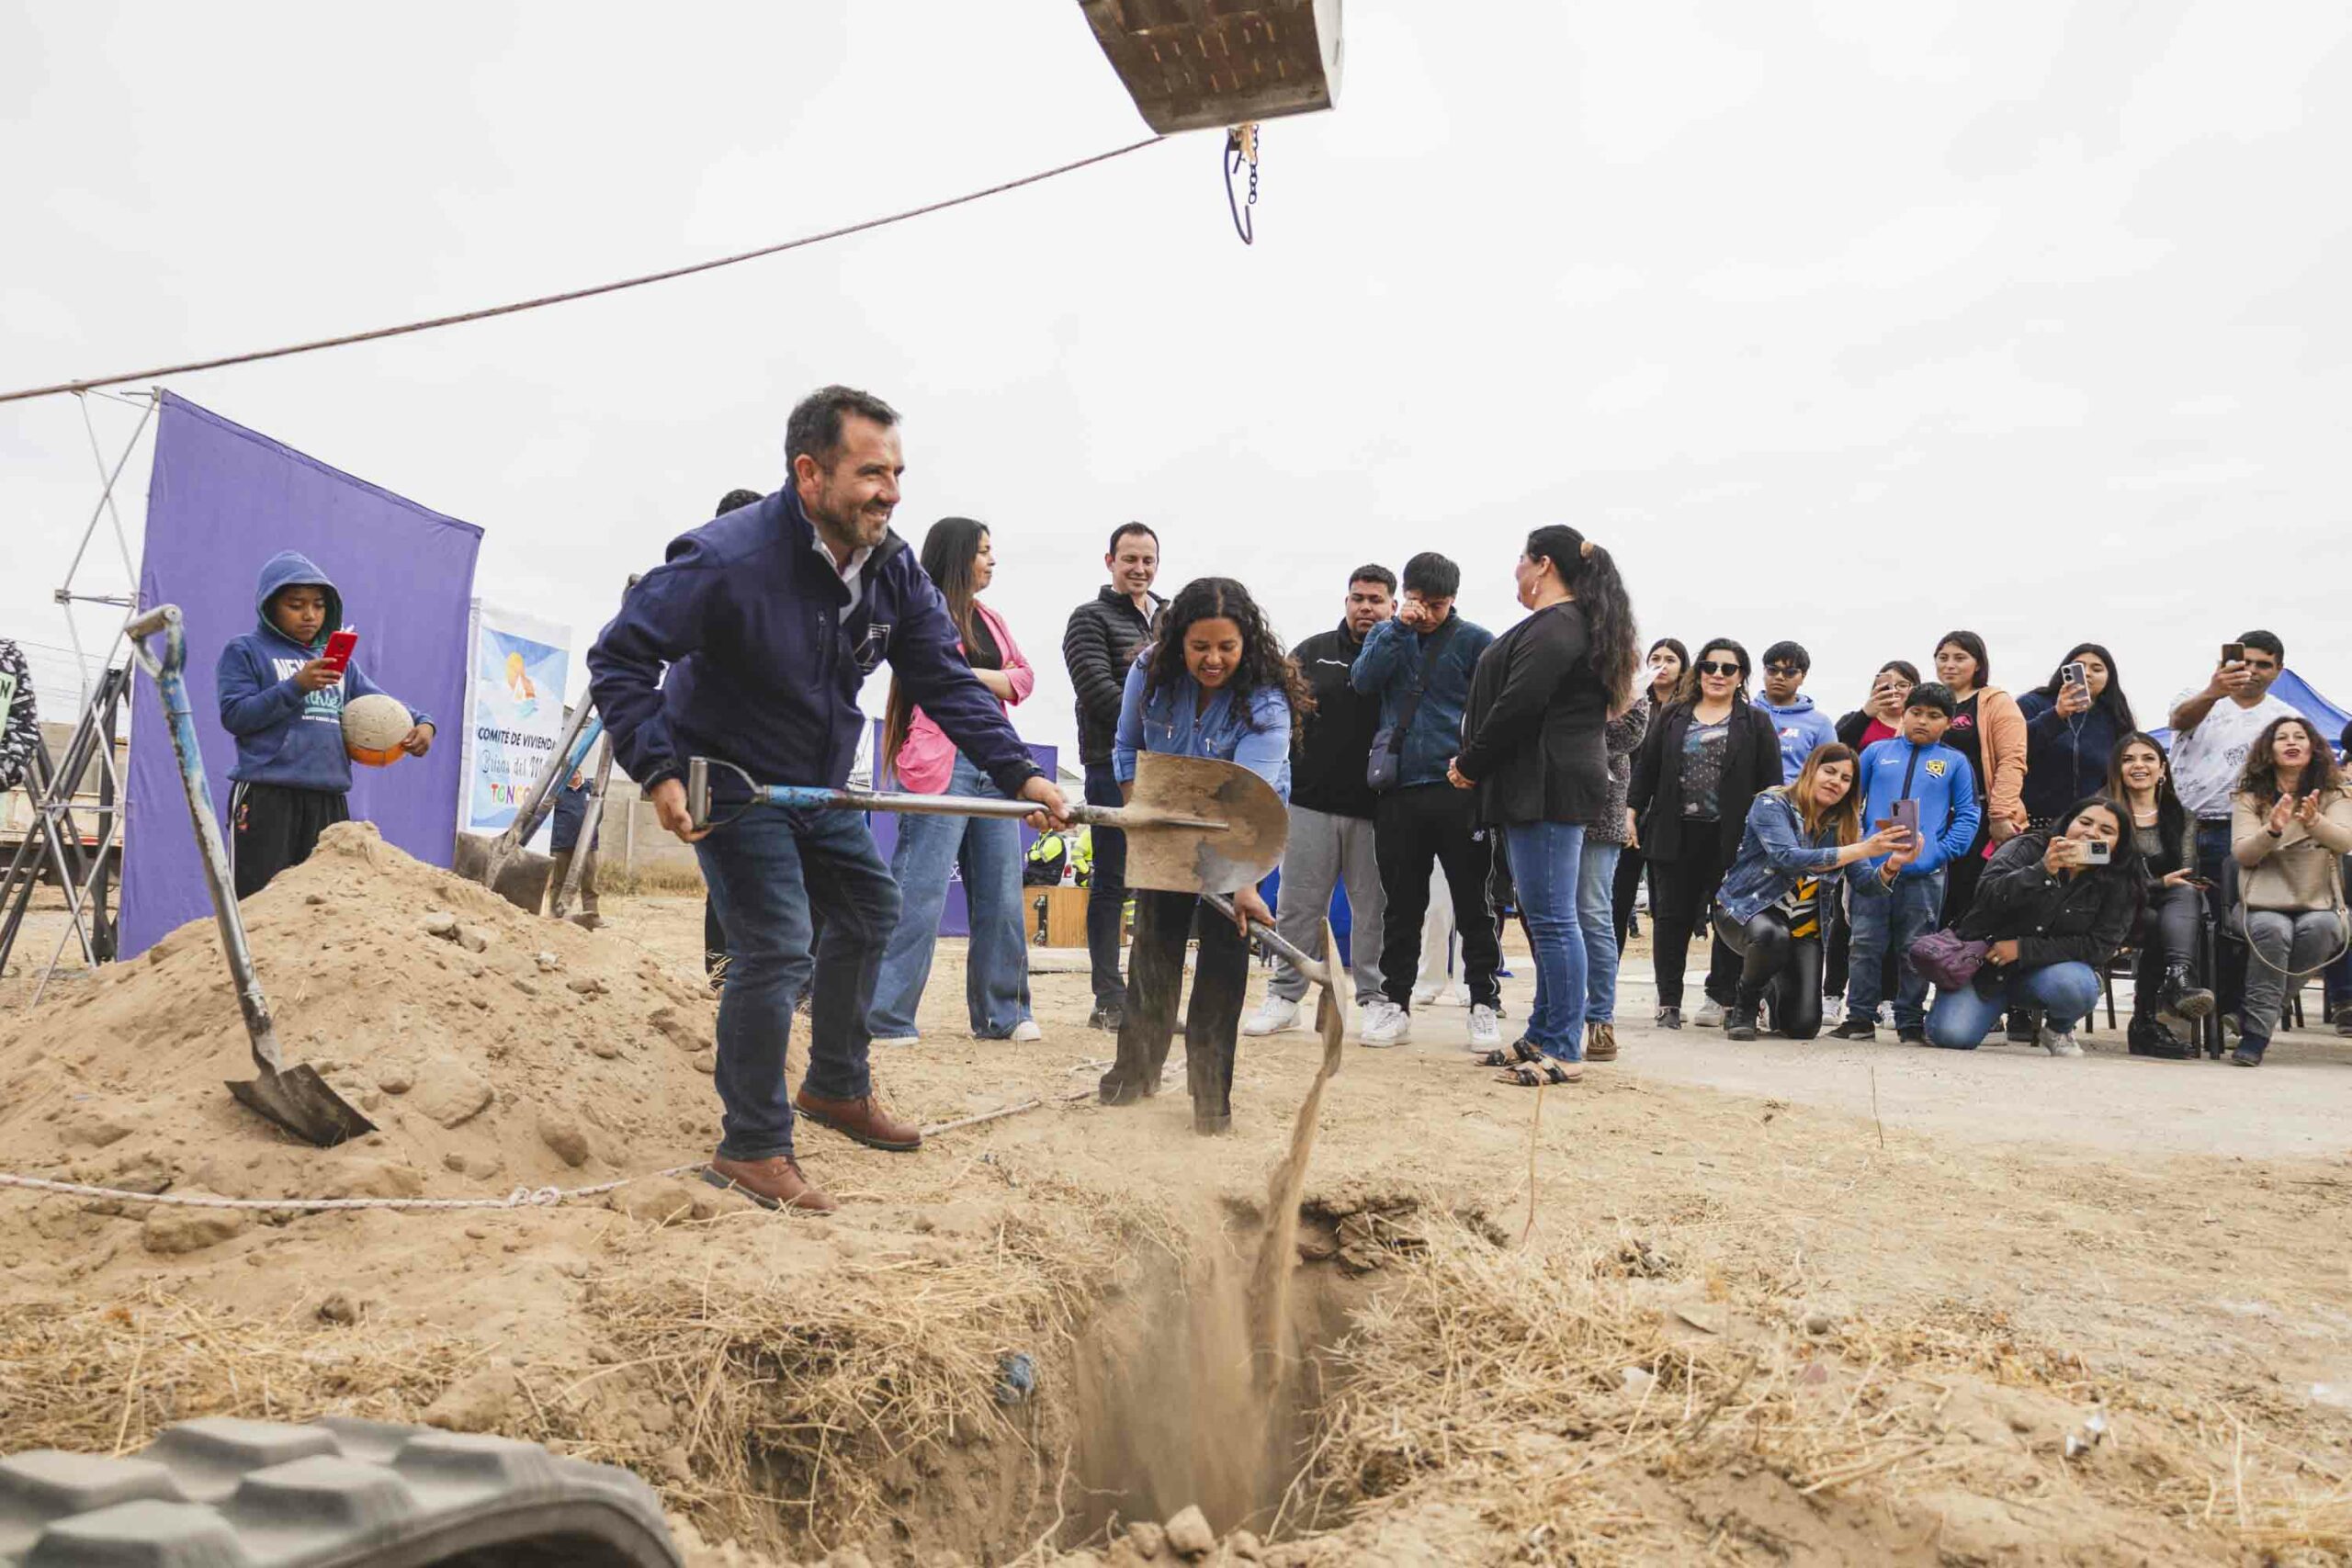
590, 386, 1067, 1215
1758, 640, 1838, 783
1831, 682, 1981, 1043
1350, 551, 1498, 1050
216, 550, 435, 898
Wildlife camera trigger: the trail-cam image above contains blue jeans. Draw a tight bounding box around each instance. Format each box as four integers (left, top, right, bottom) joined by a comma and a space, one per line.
1503, 821, 1587, 1061
1084, 761, 1128, 1007
869, 754, 1033, 1039
1844, 870, 1944, 1030
694, 804, 900, 1161
1577, 841, 1623, 1024
1926, 961, 2102, 1048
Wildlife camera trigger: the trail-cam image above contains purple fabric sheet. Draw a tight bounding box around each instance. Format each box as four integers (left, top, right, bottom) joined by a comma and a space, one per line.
121, 393, 481, 956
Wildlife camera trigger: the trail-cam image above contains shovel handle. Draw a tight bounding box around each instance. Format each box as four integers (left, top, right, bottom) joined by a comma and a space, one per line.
686, 756, 1218, 833
1199, 892, 1332, 984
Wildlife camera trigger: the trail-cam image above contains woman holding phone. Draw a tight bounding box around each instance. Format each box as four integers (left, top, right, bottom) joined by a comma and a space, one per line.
1924, 796, 2139, 1055
1835, 660, 1919, 751
1711, 743, 1912, 1041
2019, 644, 2136, 829
2109, 731, 2213, 1056
2228, 716, 2352, 1067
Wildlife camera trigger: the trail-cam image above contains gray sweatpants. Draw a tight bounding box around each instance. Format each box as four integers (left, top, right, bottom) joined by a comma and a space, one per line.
1272, 805, 1387, 1006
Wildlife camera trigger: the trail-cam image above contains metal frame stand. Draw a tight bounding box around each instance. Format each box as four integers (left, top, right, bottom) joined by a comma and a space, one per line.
0, 665, 130, 998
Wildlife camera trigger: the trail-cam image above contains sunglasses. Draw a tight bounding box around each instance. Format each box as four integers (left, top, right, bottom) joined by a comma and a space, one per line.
1764, 664, 1803, 677
1696, 660, 1743, 677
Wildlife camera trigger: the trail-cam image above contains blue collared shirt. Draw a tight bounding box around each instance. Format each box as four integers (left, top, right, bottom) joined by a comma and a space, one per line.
1112, 659, 1292, 801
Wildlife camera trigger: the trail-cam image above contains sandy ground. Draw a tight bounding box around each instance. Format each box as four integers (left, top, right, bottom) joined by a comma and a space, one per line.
5, 860, 2352, 1564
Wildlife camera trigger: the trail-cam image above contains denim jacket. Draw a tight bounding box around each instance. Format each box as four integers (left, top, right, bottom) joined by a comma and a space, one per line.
1716, 790, 1849, 924
1113, 659, 1292, 802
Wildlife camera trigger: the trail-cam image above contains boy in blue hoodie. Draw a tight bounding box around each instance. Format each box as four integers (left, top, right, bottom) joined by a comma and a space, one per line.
216, 551, 434, 897
1758, 640, 1838, 783
1830, 682, 1980, 1043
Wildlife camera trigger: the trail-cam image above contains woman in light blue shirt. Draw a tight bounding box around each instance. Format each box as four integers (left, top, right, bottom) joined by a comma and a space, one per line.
1100, 576, 1309, 1134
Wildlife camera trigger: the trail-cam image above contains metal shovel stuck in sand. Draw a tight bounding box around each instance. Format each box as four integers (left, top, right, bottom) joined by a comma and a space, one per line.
686, 752, 1351, 1052
127, 607, 376, 1147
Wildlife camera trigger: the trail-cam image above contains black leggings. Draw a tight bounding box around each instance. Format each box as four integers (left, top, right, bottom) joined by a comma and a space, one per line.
1611, 841, 1650, 949
1713, 908, 1825, 1039
1649, 829, 1736, 1010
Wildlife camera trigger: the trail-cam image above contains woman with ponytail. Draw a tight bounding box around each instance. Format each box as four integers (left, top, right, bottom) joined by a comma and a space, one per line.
1448, 525, 1640, 1083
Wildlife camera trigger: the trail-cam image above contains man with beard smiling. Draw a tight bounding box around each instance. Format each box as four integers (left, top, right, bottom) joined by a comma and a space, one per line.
591, 386, 1069, 1214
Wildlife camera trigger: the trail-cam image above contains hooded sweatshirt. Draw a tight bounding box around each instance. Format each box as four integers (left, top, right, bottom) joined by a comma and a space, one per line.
1756, 694, 1837, 783
215, 551, 430, 792
2016, 691, 2125, 825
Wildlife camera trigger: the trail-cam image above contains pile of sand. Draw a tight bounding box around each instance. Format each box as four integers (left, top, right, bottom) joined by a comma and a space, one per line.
0, 821, 726, 1214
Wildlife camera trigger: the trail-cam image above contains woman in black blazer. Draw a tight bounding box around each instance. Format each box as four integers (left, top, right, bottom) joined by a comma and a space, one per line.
1628, 637, 1784, 1028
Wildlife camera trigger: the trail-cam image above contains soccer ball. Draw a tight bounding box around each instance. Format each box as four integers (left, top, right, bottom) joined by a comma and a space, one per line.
343, 693, 413, 767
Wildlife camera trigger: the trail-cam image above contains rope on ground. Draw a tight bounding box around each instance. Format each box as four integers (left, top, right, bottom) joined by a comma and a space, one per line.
0, 1165, 705, 1213
0, 137, 1164, 405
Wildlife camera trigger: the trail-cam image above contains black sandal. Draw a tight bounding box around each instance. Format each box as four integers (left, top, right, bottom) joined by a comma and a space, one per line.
1497, 1057, 1581, 1087
1473, 1039, 1542, 1068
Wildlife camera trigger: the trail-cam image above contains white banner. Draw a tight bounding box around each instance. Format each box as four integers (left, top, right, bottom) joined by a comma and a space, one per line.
457, 600, 571, 852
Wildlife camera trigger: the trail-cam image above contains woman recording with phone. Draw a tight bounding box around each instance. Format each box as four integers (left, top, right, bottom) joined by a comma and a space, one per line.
1835, 660, 1918, 751
2109, 731, 2216, 1056
1711, 743, 1914, 1041
1923, 796, 2139, 1055
2228, 716, 2352, 1067
2019, 643, 2136, 830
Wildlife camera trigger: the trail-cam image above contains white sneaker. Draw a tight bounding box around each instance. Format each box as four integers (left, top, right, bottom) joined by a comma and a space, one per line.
1468, 1005, 1502, 1051
1360, 1001, 1413, 1048
1693, 999, 1725, 1029
1410, 980, 1442, 1006
1010, 1020, 1043, 1043
874, 1034, 920, 1049
1242, 996, 1303, 1036
2042, 1031, 2083, 1058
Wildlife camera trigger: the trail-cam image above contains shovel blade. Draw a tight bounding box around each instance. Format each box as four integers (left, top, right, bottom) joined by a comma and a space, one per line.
227, 1066, 376, 1148
1124, 754, 1289, 896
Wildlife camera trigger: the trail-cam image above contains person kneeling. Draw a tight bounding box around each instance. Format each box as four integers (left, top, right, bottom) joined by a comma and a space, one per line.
1925, 797, 2137, 1055
1713, 744, 1911, 1041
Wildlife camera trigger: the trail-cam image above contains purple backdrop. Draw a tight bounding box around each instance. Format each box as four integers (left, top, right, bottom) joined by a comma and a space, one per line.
865, 720, 1057, 937
122, 393, 481, 956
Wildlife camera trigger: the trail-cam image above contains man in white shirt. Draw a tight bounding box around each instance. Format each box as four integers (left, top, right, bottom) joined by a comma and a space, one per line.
2167, 629, 2298, 1029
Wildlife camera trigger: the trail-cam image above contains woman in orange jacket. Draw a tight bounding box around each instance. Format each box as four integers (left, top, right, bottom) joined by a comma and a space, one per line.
1932, 630, 2029, 928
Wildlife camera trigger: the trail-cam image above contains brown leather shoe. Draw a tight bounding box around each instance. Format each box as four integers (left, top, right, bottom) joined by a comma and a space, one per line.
1585, 1023, 1619, 1062
793, 1089, 923, 1153
702, 1155, 838, 1213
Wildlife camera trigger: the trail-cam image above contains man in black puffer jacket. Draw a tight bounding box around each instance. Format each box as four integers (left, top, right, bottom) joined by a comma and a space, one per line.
1061, 523, 1166, 1030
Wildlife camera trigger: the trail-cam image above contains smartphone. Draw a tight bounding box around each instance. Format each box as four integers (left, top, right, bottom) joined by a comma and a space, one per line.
320, 627, 358, 676
1894, 798, 1921, 841
2079, 840, 2112, 865
2061, 660, 2087, 693
2183, 874, 2214, 890
2221, 642, 2245, 666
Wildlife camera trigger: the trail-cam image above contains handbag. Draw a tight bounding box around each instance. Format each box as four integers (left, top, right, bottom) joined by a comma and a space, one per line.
1907, 927, 1990, 990
1366, 618, 1460, 792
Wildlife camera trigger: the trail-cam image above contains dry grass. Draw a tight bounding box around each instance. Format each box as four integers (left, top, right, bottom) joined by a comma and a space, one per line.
0, 1285, 475, 1457
1306, 1223, 2352, 1564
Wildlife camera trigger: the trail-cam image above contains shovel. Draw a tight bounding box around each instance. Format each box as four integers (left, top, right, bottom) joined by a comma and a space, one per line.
685, 751, 1290, 895
126, 606, 376, 1147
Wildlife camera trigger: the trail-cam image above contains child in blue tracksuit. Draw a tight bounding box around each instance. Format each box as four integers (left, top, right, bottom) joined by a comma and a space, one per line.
1830, 682, 1980, 1042
216, 550, 434, 897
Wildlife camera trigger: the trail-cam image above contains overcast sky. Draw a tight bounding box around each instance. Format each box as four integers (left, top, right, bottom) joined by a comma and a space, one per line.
5, 2, 2349, 762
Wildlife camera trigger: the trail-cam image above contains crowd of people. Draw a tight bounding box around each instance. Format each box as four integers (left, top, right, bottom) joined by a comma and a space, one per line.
155, 383, 2346, 1213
